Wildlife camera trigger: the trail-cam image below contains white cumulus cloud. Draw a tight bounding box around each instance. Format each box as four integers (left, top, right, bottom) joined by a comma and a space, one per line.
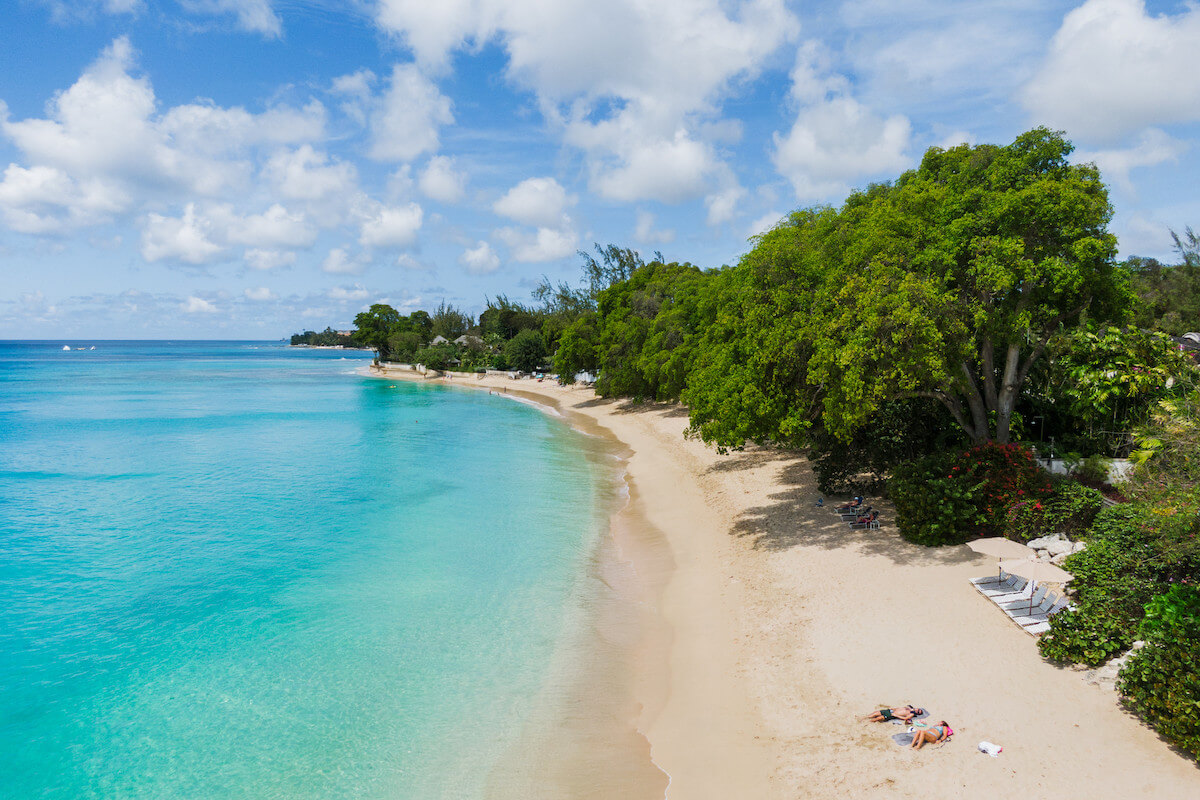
262, 145, 357, 201
141, 203, 224, 264
244, 286, 275, 301
328, 284, 369, 301
1022, 0, 1200, 141
418, 155, 467, 203
497, 225, 577, 263
1077, 128, 1189, 194
492, 177, 573, 227
358, 202, 423, 249
460, 240, 501, 274
773, 96, 911, 200
210, 203, 317, 249
182, 295, 218, 313
322, 247, 367, 275
374, 0, 798, 204
367, 65, 454, 162
244, 248, 296, 271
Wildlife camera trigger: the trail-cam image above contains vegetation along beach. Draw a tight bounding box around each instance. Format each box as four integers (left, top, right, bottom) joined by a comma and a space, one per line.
4, 2, 1200, 799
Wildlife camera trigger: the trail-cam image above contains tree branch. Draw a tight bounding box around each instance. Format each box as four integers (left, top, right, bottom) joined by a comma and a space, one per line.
981, 336, 998, 413
1015, 298, 1092, 389
907, 390, 975, 441
960, 362, 989, 441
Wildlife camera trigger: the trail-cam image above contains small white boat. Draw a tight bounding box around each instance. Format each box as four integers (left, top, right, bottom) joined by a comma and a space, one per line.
62, 345, 71, 351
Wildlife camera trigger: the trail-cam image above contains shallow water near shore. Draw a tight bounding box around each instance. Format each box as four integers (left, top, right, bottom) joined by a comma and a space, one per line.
0, 340, 658, 799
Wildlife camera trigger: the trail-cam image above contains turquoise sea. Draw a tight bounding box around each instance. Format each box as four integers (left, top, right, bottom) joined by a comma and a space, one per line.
0, 341, 617, 799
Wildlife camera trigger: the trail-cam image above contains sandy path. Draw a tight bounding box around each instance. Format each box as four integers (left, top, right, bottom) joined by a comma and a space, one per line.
378, 368, 1200, 799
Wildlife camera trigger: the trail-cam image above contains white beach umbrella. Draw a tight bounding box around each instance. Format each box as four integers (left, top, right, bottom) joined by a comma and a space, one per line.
967, 537, 1036, 560
998, 558, 1073, 584
967, 537, 1035, 580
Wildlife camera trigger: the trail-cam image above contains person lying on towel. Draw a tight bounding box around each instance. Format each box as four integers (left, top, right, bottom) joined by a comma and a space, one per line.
862, 705, 924, 723
909, 721, 953, 749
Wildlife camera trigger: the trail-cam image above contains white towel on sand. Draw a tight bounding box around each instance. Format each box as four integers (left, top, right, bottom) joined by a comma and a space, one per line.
978, 741, 1003, 757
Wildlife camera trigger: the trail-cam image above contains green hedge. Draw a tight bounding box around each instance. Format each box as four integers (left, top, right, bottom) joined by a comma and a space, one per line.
889, 451, 983, 546
1039, 503, 1200, 667
1118, 586, 1200, 759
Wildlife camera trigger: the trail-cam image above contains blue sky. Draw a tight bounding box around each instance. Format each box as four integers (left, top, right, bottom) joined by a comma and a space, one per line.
2, 0, 1199, 338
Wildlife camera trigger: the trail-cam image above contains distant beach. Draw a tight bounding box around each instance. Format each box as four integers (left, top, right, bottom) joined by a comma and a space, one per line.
371, 363, 1200, 799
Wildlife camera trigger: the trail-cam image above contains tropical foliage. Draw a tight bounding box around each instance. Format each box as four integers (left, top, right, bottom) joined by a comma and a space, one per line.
1023, 325, 1197, 455
1118, 586, 1200, 759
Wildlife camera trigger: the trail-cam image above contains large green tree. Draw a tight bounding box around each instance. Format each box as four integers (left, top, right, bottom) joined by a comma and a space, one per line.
504, 328, 548, 372
812, 128, 1128, 444
683, 208, 834, 448
353, 304, 402, 360
685, 128, 1129, 450
591, 261, 713, 400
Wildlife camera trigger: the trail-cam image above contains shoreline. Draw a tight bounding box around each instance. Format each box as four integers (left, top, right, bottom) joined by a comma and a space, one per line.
367, 364, 1200, 798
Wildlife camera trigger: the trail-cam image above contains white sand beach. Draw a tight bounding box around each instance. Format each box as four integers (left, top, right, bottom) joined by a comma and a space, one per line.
375, 366, 1200, 799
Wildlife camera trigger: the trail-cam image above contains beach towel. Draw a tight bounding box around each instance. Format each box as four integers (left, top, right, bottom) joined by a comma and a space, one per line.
891, 731, 915, 747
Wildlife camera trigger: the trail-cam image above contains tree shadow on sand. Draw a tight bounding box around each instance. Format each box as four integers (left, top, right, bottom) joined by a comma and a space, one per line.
718, 452, 977, 568
571, 396, 689, 418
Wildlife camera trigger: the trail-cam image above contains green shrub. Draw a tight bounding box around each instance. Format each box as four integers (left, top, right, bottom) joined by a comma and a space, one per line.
889, 452, 984, 546
1078, 454, 1112, 484
1038, 601, 1134, 666
413, 345, 454, 371
1118, 586, 1200, 759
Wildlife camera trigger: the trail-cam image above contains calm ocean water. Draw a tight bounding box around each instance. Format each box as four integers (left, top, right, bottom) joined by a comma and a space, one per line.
0, 341, 612, 799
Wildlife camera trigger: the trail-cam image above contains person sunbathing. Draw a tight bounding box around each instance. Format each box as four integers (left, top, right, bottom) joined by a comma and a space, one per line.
909, 721, 953, 749
862, 705, 923, 722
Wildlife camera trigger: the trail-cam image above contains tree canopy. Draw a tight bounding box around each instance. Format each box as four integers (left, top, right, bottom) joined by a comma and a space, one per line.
685, 127, 1129, 448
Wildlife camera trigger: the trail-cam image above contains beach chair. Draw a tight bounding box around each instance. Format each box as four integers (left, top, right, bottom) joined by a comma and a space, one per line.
987, 583, 1037, 606
835, 497, 863, 514
971, 572, 1020, 594
841, 505, 871, 521
850, 511, 879, 529
976, 575, 1026, 598
999, 585, 1048, 614
980, 578, 1033, 604
970, 571, 1011, 587
1015, 596, 1073, 630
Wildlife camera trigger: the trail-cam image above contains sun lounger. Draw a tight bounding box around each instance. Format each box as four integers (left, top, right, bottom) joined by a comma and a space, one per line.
834, 497, 863, 514
1014, 596, 1072, 628
977, 576, 1028, 600
850, 511, 879, 529
971, 572, 1017, 589
986, 584, 1037, 605
1000, 585, 1048, 613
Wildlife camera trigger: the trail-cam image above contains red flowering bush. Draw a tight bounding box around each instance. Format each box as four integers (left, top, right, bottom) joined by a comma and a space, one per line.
950, 442, 1052, 537
890, 442, 1052, 545
1004, 480, 1104, 542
